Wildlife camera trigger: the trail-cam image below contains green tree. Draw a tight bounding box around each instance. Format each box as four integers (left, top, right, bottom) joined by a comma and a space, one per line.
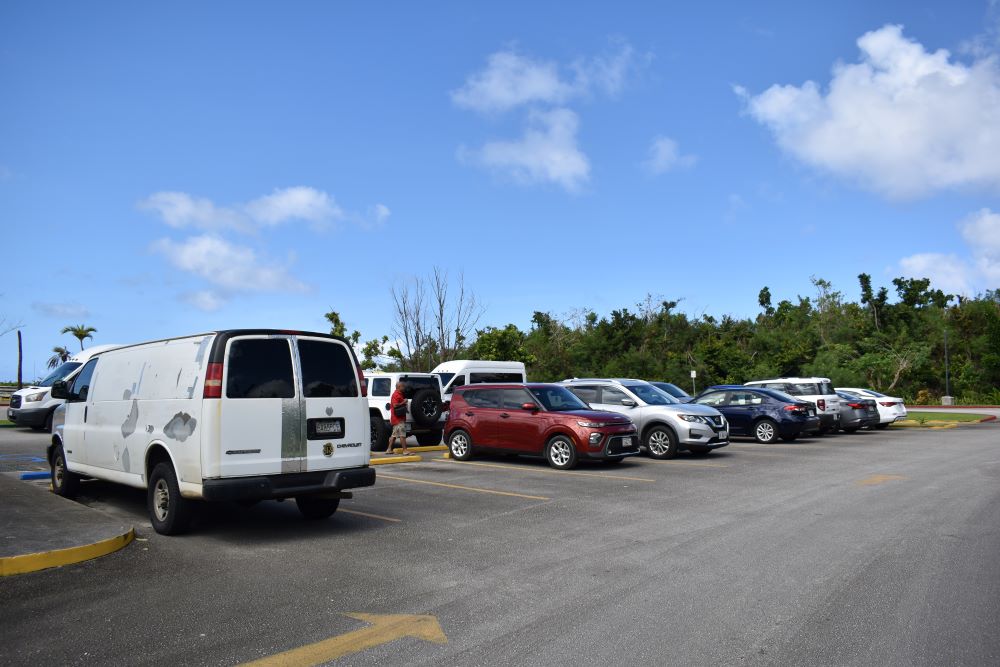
469, 324, 536, 365
61, 324, 96, 350
47, 346, 72, 369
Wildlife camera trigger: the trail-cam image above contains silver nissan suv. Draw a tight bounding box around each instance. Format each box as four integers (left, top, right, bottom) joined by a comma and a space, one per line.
561, 379, 729, 458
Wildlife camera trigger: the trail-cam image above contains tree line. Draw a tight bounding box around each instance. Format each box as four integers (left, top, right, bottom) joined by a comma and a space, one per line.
335, 271, 1000, 405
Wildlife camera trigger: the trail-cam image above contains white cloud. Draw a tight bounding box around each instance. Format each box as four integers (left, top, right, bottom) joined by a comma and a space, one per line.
152, 235, 307, 294
244, 187, 343, 226
451, 42, 636, 114
898, 253, 975, 295
644, 136, 697, 174
181, 290, 225, 312
897, 207, 1000, 295
31, 302, 90, 319
461, 108, 590, 191
739, 24, 1000, 199
369, 203, 391, 227
139, 192, 245, 231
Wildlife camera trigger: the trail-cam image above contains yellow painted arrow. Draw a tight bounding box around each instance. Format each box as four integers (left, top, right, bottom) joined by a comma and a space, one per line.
243, 613, 447, 666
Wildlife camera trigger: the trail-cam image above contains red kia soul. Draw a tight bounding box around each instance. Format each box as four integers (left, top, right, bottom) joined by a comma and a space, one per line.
445, 383, 639, 469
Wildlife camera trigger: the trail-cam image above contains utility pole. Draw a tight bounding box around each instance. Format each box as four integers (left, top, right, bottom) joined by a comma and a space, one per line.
17, 329, 23, 389
943, 327, 952, 405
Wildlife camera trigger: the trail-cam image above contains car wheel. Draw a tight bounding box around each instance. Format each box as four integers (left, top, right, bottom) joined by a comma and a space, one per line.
416, 431, 442, 446
644, 426, 678, 460
545, 435, 578, 470
148, 462, 195, 535
50, 444, 80, 498
687, 446, 713, 456
370, 414, 389, 452
753, 419, 779, 444
448, 429, 473, 461
779, 434, 798, 442
295, 495, 340, 520
410, 388, 443, 427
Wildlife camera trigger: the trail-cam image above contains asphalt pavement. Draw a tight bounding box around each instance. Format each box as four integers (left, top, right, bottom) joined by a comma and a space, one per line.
1, 420, 998, 666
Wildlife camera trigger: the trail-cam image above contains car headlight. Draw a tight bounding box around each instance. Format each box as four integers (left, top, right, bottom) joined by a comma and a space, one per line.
577, 421, 606, 428
678, 414, 707, 424
25, 392, 47, 403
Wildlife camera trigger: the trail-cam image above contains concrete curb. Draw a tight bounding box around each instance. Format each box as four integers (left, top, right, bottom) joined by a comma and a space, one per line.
0, 528, 135, 577
370, 454, 422, 465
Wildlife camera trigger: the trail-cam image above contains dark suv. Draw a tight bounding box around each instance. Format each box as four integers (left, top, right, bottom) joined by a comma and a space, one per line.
445, 383, 639, 469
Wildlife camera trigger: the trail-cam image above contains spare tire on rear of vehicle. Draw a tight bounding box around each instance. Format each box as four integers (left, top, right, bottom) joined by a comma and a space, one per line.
410, 387, 443, 426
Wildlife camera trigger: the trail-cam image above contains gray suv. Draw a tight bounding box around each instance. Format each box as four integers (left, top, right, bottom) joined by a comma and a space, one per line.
562, 379, 729, 458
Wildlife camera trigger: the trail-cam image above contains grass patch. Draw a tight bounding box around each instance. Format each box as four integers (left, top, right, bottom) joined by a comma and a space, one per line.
902, 412, 986, 422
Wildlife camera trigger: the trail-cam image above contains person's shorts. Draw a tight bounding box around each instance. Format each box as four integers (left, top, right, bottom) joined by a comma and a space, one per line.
392, 423, 407, 438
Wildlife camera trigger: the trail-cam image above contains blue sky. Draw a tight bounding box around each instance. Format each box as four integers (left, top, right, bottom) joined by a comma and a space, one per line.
3, 1, 1000, 379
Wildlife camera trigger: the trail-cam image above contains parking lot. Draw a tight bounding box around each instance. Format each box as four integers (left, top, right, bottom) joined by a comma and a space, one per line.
2, 422, 1000, 666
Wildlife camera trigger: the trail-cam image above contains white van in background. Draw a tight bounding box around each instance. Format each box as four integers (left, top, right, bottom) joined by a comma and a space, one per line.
7, 344, 121, 432
432, 360, 528, 398
49, 330, 375, 534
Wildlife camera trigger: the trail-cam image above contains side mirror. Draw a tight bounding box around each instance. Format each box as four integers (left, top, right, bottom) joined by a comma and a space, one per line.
51, 380, 70, 400
621, 399, 637, 407
521, 402, 537, 411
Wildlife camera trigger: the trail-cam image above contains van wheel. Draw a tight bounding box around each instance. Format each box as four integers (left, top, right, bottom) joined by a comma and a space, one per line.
416, 431, 442, 446
295, 495, 340, 520
370, 415, 389, 452
545, 435, 578, 470
410, 388, 443, 427
645, 426, 678, 460
51, 444, 80, 498
148, 462, 194, 535
448, 429, 473, 460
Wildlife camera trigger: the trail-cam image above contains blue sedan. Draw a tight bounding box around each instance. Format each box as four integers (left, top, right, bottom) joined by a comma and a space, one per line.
691, 385, 820, 443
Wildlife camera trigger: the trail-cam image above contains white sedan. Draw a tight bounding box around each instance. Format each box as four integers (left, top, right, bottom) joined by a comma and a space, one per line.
838, 388, 907, 429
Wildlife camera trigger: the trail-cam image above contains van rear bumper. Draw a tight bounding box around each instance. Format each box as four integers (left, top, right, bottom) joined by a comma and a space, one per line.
201, 467, 376, 501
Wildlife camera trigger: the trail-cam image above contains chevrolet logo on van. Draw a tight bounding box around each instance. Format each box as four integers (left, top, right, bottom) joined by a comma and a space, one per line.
337, 442, 363, 449
323, 443, 334, 456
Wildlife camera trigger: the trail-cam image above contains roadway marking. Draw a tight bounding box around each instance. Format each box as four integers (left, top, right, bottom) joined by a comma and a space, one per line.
339, 509, 401, 523
242, 613, 446, 666
378, 473, 550, 500
856, 474, 907, 486
650, 460, 729, 468
430, 458, 656, 482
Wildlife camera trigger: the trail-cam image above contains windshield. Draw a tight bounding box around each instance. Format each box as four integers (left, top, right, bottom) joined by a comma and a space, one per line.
764, 389, 799, 403
436, 372, 455, 388
528, 386, 591, 412
37, 362, 82, 387
863, 389, 886, 397
625, 383, 678, 405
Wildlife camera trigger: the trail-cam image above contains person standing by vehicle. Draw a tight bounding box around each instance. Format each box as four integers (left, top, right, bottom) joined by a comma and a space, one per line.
387, 379, 411, 455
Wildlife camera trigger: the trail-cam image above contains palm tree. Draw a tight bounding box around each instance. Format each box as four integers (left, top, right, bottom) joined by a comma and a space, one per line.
47, 346, 72, 369
62, 324, 97, 350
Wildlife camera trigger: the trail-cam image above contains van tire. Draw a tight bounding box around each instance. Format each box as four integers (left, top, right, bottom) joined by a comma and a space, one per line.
51, 444, 80, 498
148, 462, 194, 535
370, 414, 389, 452
295, 495, 340, 520
410, 388, 443, 427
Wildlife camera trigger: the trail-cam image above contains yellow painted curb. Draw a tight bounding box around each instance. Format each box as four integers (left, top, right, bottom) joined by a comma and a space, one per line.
0, 527, 135, 576
370, 454, 422, 465
406, 445, 448, 452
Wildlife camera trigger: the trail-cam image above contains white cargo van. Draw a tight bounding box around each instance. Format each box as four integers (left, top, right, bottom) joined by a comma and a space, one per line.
432, 360, 527, 398
49, 330, 375, 534
8, 345, 121, 432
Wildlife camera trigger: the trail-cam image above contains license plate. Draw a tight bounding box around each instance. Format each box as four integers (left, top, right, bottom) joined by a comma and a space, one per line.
623, 436, 633, 447
315, 420, 343, 435
809, 409, 815, 416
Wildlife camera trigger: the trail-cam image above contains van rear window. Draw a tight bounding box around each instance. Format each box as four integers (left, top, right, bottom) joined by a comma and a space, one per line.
469, 372, 523, 384
226, 339, 295, 399
299, 340, 358, 397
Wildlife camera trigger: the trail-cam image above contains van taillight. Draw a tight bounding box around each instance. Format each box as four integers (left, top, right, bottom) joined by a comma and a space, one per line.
357, 365, 367, 397
204, 362, 223, 398
817, 399, 826, 411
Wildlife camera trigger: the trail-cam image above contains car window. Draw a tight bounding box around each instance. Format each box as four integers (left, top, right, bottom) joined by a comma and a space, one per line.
299, 340, 357, 397
694, 391, 726, 406
370, 378, 391, 396
763, 389, 797, 403
625, 383, 677, 405
226, 338, 295, 399
599, 387, 630, 405
529, 386, 590, 411
400, 375, 440, 398
729, 391, 763, 406
469, 372, 523, 384
818, 381, 834, 394
502, 388, 535, 410
465, 388, 501, 408
70, 358, 98, 401
567, 386, 598, 404
443, 374, 465, 395
785, 382, 820, 396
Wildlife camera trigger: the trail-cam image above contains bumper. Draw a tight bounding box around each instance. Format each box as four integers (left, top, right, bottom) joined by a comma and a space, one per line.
7, 406, 49, 427
202, 467, 376, 501
818, 412, 839, 429
582, 432, 641, 460
682, 436, 729, 450
785, 416, 821, 436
